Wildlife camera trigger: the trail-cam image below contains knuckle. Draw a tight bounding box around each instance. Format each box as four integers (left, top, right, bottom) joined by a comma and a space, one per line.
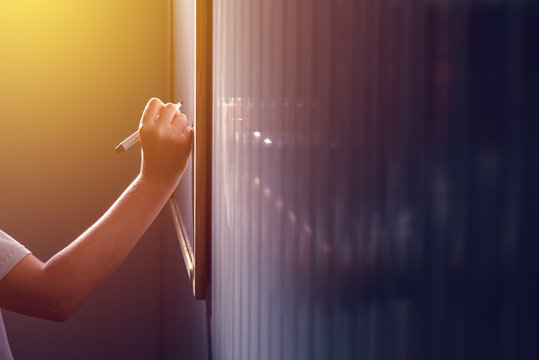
149, 97, 161, 106
165, 102, 178, 111
145, 98, 164, 116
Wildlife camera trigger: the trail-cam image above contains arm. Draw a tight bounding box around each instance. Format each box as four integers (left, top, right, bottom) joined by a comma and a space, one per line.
0, 98, 192, 321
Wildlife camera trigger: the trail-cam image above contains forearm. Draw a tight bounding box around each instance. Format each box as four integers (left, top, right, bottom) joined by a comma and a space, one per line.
41, 174, 174, 315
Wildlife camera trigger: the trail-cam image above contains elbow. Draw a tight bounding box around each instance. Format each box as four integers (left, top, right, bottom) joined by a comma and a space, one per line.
39, 294, 80, 322
38, 302, 76, 322
47, 307, 74, 323
30, 264, 88, 322
50, 295, 84, 322
22, 302, 75, 322
37, 268, 86, 322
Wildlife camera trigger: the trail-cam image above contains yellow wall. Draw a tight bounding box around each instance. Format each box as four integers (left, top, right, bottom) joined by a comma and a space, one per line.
0, 1, 169, 358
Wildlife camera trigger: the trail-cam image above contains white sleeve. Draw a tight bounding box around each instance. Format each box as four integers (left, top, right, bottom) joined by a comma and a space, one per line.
0, 229, 31, 280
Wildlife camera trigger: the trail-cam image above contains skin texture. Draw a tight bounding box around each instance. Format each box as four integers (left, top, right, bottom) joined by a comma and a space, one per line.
0, 98, 193, 321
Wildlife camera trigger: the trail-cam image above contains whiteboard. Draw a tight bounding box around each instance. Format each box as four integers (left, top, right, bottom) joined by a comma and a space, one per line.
171, 0, 195, 248
168, 0, 212, 300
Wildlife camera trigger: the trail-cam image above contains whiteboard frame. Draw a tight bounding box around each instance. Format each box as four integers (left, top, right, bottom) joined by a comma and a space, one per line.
168, 0, 212, 300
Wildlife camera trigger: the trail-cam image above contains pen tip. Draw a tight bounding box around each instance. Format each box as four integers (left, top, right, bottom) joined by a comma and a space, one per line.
115, 145, 125, 154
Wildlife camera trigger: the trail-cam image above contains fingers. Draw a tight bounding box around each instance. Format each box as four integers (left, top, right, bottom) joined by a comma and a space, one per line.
140, 98, 164, 127
180, 126, 194, 148
181, 124, 193, 137
157, 102, 180, 127
140, 98, 190, 141
171, 113, 188, 132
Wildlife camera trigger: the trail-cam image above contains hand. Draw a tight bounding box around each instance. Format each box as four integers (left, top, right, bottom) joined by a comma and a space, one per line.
138, 98, 193, 190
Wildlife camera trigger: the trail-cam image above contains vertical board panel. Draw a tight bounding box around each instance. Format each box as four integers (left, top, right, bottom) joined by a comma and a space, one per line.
212, 0, 538, 359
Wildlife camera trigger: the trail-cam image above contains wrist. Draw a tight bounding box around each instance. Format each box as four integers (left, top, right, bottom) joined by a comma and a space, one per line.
136, 172, 178, 198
